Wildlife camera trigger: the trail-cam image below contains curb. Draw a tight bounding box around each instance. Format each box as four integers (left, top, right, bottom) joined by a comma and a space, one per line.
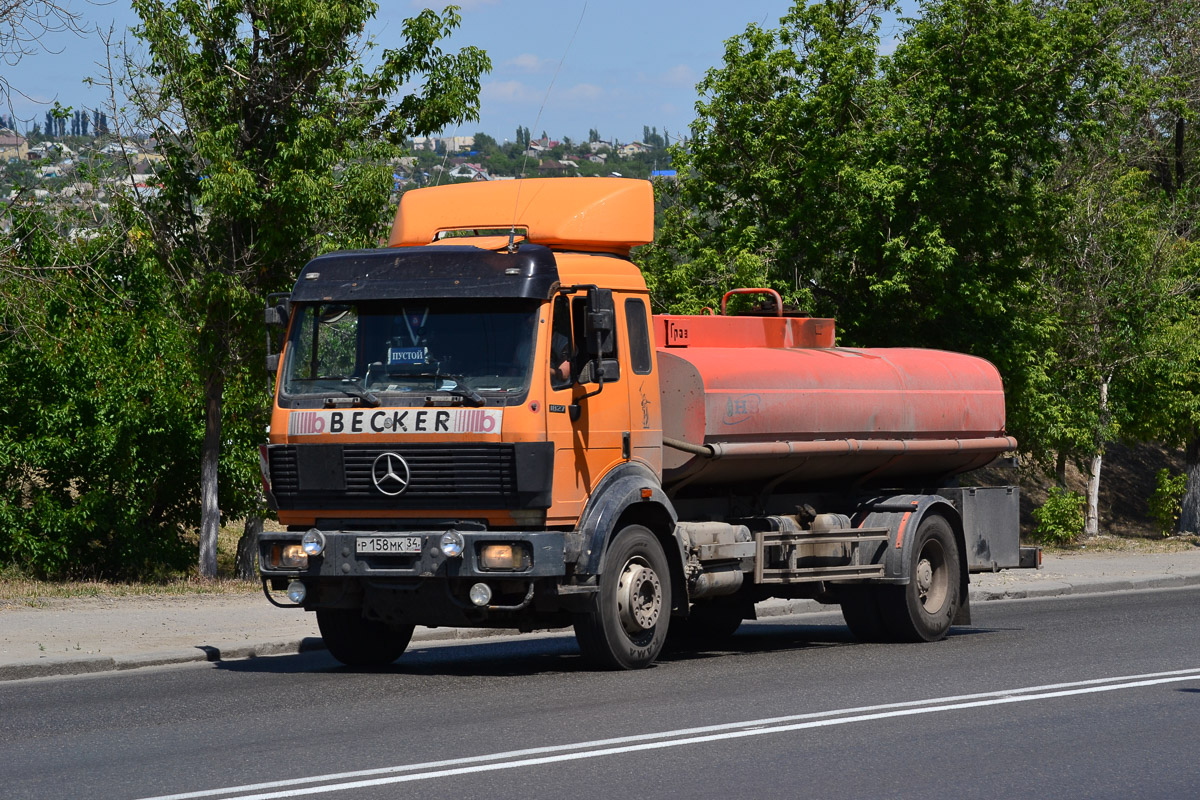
4, 572, 1199, 682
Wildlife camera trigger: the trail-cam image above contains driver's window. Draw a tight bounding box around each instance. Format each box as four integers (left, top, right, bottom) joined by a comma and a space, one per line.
292, 304, 358, 379
550, 295, 573, 390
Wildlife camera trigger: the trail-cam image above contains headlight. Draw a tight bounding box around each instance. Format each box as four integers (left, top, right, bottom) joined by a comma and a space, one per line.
277, 544, 308, 569
301, 529, 325, 557
479, 543, 530, 570
469, 582, 493, 606
440, 530, 465, 558
286, 580, 307, 604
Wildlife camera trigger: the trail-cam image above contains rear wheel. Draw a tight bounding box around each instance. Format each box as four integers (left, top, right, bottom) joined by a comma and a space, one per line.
316, 608, 414, 667
880, 514, 962, 642
839, 586, 887, 642
574, 525, 672, 669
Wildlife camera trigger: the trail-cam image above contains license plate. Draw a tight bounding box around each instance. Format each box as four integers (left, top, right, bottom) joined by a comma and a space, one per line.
356, 535, 422, 555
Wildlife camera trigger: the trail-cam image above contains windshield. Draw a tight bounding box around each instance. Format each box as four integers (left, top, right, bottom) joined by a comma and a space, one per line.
281, 299, 540, 407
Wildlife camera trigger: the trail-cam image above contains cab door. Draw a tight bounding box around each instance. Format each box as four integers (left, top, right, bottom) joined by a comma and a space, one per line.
544, 290, 632, 525
622, 295, 662, 475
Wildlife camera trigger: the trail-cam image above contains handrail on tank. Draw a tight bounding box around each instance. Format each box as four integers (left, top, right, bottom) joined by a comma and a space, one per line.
721, 288, 783, 316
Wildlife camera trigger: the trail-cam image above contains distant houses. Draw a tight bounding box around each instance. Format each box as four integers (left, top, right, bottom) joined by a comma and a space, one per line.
0, 130, 28, 161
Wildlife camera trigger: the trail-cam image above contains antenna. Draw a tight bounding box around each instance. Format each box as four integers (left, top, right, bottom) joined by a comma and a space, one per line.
509, 1, 589, 254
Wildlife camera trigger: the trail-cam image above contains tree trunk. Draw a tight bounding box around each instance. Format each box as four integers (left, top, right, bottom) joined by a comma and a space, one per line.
1055, 450, 1068, 488
1084, 378, 1110, 538
1085, 450, 1103, 538
235, 514, 263, 580
1181, 427, 1200, 535
199, 368, 224, 578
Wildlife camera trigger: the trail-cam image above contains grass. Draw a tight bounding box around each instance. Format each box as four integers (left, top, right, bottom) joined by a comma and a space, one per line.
1042, 532, 1200, 555
0, 521, 263, 605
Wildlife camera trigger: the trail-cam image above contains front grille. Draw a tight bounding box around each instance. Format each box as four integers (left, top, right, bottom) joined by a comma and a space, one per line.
269, 444, 519, 510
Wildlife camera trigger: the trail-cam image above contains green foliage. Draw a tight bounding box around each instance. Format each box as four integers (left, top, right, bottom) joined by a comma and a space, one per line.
1149, 469, 1188, 536
1033, 488, 1086, 546
0, 208, 198, 578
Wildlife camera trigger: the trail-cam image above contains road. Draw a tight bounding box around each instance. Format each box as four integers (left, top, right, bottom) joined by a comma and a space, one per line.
2, 587, 1198, 800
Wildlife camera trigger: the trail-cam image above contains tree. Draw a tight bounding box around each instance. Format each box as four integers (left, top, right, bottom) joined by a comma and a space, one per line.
0, 204, 201, 579
644, 0, 1127, 447
126, 0, 490, 577
1036, 167, 1197, 536
473, 131, 497, 153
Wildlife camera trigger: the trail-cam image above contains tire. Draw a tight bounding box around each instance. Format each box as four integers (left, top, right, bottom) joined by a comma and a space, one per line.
839, 586, 888, 643
666, 599, 746, 651
316, 608, 415, 667
879, 514, 962, 642
574, 525, 672, 669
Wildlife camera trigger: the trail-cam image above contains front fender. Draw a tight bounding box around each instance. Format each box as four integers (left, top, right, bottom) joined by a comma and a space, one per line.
573, 461, 677, 577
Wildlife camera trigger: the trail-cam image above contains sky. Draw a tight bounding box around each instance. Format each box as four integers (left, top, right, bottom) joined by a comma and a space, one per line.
5, 0, 911, 144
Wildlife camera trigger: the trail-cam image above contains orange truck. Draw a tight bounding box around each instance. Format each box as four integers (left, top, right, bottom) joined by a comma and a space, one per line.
259, 178, 1036, 669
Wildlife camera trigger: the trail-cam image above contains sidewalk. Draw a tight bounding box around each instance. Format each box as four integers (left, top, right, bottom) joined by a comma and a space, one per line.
2, 549, 1199, 681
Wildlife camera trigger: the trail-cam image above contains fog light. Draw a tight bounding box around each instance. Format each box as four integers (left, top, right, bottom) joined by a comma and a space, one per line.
301, 529, 326, 557
479, 543, 530, 570
280, 544, 308, 569
468, 582, 493, 606
286, 580, 307, 604
440, 530, 465, 558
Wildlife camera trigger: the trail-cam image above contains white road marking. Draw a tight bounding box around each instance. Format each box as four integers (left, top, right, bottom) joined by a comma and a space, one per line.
136, 667, 1200, 800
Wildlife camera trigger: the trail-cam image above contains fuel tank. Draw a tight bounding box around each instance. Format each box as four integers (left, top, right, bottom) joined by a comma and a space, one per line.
654, 315, 1014, 492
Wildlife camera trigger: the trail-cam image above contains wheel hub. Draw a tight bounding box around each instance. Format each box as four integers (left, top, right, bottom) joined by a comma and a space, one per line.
916, 559, 934, 595
915, 538, 948, 613
616, 559, 662, 637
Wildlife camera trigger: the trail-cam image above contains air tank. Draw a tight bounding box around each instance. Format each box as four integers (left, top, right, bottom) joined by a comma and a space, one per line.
654, 314, 1015, 492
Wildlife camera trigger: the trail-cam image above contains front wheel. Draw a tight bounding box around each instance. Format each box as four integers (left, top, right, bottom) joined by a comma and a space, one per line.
574, 525, 672, 669
316, 608, 415, 667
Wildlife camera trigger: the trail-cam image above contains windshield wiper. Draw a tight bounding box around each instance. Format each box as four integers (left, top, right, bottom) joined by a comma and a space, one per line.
326, 379, 381, 408
433, 384, 486, 407
396, 372, 486, 406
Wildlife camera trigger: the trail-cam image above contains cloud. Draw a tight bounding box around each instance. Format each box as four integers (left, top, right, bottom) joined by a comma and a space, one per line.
481, 80, 540, 103
559, 83, 604, 103
660, 64, 697, 89
507, 53, 548, 72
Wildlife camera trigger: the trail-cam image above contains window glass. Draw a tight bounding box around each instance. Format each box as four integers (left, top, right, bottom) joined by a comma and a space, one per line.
626, 298, 652, 375
550, 295, 573, 390
281, 299, 538, 406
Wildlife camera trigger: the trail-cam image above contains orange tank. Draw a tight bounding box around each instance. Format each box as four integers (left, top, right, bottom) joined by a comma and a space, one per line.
654, 313, 1015, 492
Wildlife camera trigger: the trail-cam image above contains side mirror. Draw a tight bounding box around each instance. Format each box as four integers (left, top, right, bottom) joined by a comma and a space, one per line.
266, 353, 280, 373
265, 304, 288, 327
583, 288, 615, 356
577, 358, 619, 385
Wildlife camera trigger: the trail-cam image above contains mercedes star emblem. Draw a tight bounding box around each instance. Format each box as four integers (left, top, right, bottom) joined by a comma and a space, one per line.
371, 452, 411, 496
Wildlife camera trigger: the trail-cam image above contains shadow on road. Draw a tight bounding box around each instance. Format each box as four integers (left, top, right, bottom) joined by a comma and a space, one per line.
212, 618, 1006, 678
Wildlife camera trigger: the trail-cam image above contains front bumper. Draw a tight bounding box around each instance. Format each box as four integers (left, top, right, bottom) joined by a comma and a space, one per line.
259, 529, 567, 580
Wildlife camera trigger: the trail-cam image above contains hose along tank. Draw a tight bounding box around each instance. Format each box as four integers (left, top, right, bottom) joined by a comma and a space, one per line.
653, 313, 1015, 494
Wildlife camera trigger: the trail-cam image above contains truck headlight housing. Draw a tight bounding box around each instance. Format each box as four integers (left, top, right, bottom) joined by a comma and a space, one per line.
271, 544, 308, 569
469, 582, 493, 606
440, 531, 466, 558
479, 543, 530, 571
286, 580, 307, 604
301, 529, 326, 557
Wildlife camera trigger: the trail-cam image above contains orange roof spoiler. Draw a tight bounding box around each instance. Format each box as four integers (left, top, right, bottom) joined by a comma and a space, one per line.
387, 177, 653, 256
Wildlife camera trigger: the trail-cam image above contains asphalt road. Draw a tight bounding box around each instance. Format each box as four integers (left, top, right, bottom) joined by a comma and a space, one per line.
2, 587, 1198, 800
